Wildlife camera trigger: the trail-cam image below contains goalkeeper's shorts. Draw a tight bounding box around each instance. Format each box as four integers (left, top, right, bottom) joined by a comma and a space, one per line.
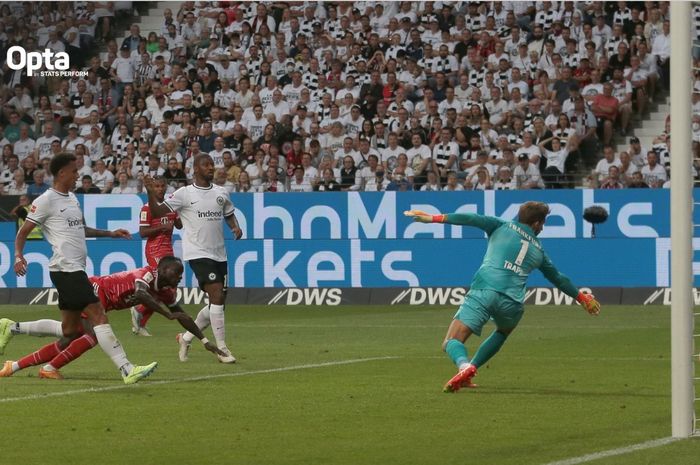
454, 289, 524, 336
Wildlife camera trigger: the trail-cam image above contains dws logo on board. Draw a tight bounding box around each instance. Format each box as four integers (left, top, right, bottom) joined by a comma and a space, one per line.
29, 288, 209, 306
390, 288, 467, 305
268, 288, 342, 305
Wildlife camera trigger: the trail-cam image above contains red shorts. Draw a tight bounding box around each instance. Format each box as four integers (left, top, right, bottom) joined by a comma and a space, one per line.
146, 248, 174, 268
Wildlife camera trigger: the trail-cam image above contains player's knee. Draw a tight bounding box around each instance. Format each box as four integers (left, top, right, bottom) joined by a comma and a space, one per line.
496, 329, 513, 338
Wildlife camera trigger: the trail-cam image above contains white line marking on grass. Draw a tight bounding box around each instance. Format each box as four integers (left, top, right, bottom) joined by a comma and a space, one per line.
414, 355, 669, 362
541, 437, 680, 465
0, 356, 400, 404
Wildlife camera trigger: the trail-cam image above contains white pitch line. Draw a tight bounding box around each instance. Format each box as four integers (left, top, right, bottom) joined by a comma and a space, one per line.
540, 437, 680, 465
0, 356, 399, 404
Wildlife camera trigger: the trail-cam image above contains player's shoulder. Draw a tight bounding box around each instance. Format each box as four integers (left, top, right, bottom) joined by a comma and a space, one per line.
133, 266, 157, 283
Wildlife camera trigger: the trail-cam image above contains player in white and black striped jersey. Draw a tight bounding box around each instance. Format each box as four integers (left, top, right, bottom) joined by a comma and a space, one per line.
14, 153, 157, 384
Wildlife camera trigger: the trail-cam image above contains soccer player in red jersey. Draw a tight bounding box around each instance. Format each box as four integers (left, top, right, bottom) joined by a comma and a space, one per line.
0, 257, 224, 379
131, 176, 182, 336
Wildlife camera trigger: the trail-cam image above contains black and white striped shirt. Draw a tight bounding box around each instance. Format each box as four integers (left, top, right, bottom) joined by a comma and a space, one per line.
303, 72, 320, 91
613, 8, 632, 26
137, 63, 155, 85
468, 68, 486, 88
433, 57, 458, 74
433, 142, 458, 167
535, 9, 557, 32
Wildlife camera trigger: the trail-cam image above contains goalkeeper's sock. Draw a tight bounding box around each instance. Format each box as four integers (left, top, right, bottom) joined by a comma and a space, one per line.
444, 339, 469, 370
470, 331, 508, 368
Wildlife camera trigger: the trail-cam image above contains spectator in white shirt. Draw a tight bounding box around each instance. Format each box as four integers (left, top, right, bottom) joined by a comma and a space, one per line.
651, 20, 670, 88
112, 171, 138, 194
594, 145, 622, 183
640, 151, 668, 188
539, 134, 579, 189
443, 171, 464, 191
288, 166, 313, 192
514, 153, 545, 189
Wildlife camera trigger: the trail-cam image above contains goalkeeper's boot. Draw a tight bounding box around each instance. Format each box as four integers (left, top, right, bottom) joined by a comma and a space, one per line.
176, 333, 191, 362
38, 367, 64, 380
443, 365, 478, 393
0, 361, 15, 377
122, 362, 158, 385
0, 318, 15, 355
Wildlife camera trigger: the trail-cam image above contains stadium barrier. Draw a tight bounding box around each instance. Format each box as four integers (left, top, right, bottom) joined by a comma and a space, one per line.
0, 190, 697, 289
0, 287, 691, 306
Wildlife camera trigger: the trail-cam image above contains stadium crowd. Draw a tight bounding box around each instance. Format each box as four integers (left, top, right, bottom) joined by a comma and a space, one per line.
0, 1, 682, 194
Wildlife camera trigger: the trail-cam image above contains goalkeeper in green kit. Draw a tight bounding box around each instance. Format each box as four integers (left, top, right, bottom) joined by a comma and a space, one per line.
405, 201, 601, 393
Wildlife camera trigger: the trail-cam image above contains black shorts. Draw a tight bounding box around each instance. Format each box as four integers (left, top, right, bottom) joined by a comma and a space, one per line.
49, 271, 100, 311
189, 258, 228, 290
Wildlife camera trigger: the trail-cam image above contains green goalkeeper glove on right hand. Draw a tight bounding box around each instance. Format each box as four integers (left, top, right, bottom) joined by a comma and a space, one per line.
577, 292, 601, 316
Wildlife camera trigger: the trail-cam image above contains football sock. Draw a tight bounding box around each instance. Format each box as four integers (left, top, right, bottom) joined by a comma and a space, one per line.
470, 331, 508, 368
135, 304, 154, 327
182, 305, 211, 343
93, 324, 133, 377
208, 304, 226, 348
48, 333, 97, 370
12, 320, 63, 337
445, 339, 469, 370
16, 341, 61, 371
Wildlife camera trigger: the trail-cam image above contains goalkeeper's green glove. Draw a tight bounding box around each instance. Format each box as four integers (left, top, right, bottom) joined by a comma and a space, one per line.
403, 210, 447, 223
577, 292, 601, 316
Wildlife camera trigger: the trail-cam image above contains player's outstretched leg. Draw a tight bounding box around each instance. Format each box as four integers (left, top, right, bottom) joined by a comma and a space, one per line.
441, 319, 479, 392
0, 318, 64, 355
0, 318, 14, 354
38, 333, 98, 380
0, 341, 62, 377
83, 303, 157, 384
470, 329, 511, 369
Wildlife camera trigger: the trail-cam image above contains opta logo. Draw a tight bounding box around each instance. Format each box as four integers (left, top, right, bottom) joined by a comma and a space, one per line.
6, 45, 70, 77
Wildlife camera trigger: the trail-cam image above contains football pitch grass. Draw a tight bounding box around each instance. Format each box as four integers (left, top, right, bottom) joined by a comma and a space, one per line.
0, 304, 699, 465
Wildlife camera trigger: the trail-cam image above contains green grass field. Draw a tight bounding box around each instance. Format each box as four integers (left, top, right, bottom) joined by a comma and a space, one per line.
0, 304, 698, 465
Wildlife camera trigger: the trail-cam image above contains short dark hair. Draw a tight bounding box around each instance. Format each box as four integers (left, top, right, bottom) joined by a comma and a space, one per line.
50, 153, 76, 177
518, 201, 550, 226
158, 255, 184, 272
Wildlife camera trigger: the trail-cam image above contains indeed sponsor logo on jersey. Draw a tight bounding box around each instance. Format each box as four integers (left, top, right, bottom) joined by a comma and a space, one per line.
66, 217, 83, 228
197, 210, 223, 219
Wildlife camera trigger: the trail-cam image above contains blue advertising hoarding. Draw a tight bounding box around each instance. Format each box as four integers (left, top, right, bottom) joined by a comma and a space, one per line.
0, 189, 690, 288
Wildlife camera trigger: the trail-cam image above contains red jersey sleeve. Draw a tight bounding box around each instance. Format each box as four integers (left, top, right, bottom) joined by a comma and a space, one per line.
131, 266, 156, 287
139, 204, 151, 227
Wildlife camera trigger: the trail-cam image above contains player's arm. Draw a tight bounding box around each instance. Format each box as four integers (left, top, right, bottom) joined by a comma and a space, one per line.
84, 225, 131, 239
13, 220, 36, 276
174, 217, 183, 229
167, 304, 225, 356
224, 212, 242, 239
404, 210, 505, 235
143, 175, 175, 217
539, 253, 600, 316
